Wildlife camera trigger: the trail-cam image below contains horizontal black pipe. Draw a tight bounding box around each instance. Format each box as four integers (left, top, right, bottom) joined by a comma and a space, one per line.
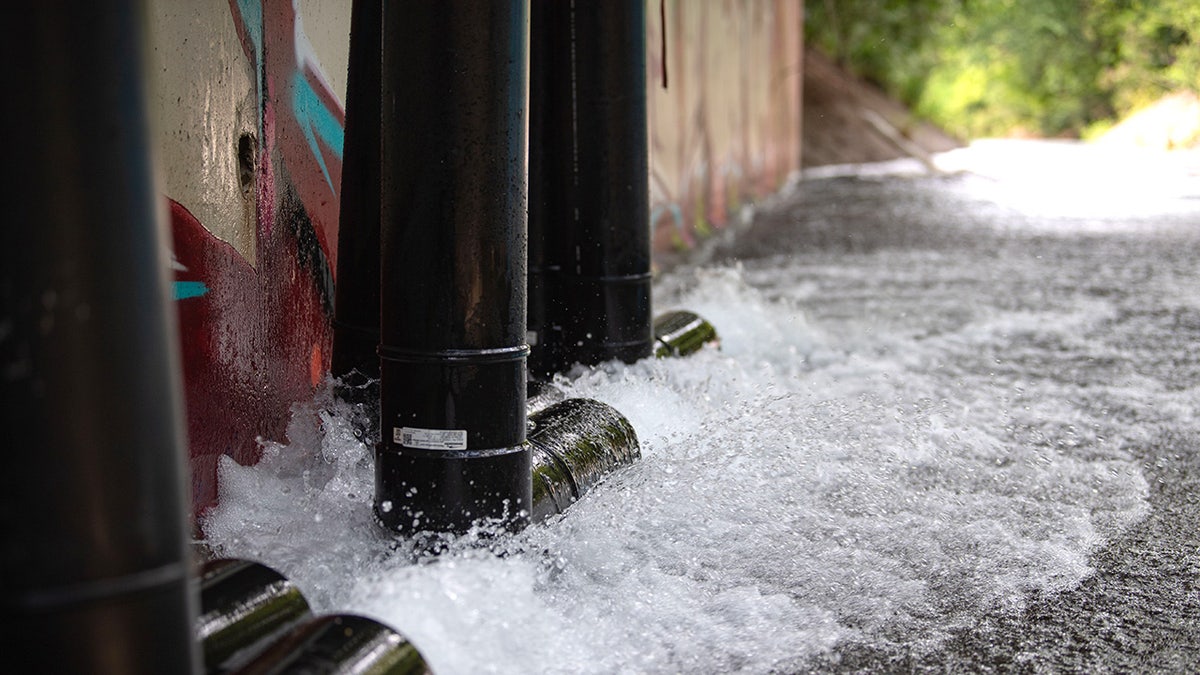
376, 0, 532, 535
529, 0, 653, 376
529, 398, 641, 523
1, 3, 198, 673
235, 614, 430, 675
331, 0, 383, 388
527, 380, 566, 417
197, 560, 312, 674
653, 310, 719, 357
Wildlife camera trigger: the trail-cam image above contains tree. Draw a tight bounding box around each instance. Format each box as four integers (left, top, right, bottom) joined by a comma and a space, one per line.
805, 0, 1199, 140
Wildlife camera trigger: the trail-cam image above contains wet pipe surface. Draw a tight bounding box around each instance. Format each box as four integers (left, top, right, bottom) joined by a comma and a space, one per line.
204, 149, 1200, 673
197, 559, 430, 674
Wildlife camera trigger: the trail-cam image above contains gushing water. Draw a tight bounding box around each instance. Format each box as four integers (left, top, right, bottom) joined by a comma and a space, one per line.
204, 141, 1200, 673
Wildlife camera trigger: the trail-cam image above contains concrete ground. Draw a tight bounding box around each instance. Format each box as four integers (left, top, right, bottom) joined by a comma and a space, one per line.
706, 165, 1200, 673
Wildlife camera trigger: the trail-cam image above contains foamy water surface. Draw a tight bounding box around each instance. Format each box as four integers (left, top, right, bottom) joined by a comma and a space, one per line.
204, 141, 1200, 673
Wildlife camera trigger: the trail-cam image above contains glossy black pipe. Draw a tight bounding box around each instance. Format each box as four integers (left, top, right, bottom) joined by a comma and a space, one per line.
331, 0, 383, 389
0, 3, 198, 673
529, 399, 641, 523
197, 559, 312, 674
528, 0, 653, 376
653, 310, 719, 358
527, 380, 566, 417
377, 0, 532, 534
527, 0, 551, 377
235, 614, 430, 675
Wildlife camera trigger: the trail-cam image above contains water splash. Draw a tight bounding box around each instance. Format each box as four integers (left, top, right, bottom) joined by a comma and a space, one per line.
204, 251, 1154, 673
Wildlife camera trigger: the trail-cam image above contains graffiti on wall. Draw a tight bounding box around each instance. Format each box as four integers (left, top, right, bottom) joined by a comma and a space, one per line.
154, 0, 346, 514
154, 0, 803, 518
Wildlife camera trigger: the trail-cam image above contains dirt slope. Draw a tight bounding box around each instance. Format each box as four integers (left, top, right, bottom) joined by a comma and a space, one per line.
803, 48, 961, 167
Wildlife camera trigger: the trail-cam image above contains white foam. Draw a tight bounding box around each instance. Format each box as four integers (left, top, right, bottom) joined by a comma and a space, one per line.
203, 146, 1175, 672
205, 273, 1152, 673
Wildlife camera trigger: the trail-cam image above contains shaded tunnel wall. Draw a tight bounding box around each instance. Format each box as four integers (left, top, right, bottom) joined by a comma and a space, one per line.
150, 0, 803, 518
649, 0, 804, 250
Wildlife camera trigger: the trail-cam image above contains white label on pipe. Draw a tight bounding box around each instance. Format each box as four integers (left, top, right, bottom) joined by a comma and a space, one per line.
395, 426, 468, 451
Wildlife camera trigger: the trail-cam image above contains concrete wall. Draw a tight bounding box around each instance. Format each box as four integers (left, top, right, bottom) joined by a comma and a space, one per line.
150, 0, 347, 513
149, 0, 802, 516
648, 0, 803, 250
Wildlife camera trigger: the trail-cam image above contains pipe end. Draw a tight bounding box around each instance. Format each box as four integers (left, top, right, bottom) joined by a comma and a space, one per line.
653, 310, 719, 358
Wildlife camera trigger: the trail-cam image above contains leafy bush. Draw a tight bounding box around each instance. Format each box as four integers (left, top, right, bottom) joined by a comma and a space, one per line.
805, 0, 1199, 140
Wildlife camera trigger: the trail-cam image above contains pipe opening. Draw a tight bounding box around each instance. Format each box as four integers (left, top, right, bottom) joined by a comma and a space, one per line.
236, 133, 256, 198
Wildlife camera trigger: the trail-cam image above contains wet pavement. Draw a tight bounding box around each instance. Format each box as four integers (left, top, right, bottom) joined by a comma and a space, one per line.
204, 145, 1200, 674
708, 167, 1200, 673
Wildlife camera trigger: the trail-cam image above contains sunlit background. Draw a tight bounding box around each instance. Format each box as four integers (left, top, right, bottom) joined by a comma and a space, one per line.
806, 0, 1199, 145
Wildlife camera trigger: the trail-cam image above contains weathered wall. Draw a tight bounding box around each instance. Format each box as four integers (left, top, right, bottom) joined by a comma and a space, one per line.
150, 0, 347, 513
648, 0, 803, 250
150, 0, 802, 517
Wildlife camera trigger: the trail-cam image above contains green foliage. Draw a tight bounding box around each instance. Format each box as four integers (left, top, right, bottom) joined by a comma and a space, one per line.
804, 0, 1200, 139
1094, 0, 1200, 113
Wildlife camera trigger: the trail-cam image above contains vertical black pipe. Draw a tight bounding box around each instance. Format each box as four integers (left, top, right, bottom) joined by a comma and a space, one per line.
331, 0, 383, 389
376, 0, 532, 535
527, 0, 551, 377
0, 3, 199, 673
529, 0, 653, 377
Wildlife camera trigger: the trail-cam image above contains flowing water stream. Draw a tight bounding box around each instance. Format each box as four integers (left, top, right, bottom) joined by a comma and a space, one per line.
204, 140, 1200, 673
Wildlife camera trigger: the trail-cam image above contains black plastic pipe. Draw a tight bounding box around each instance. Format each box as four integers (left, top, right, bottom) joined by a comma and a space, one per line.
529, 399, 641, 523
528, 0, 653, 377
527, 380, 566, 417
196, 559, 429, 675
1, 3, 199, 673
331, 0, 383, 389
653, 310, 719, 358
236, 614, 430, 675
376, 0, 532, 535
197, 560, 312, 674
526, 0, 551, 377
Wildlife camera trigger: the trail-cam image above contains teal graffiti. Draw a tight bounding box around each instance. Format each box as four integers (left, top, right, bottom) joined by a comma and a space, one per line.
292, 71, 345, 195
236, 0, 264, 58
174, 281, 210, 300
